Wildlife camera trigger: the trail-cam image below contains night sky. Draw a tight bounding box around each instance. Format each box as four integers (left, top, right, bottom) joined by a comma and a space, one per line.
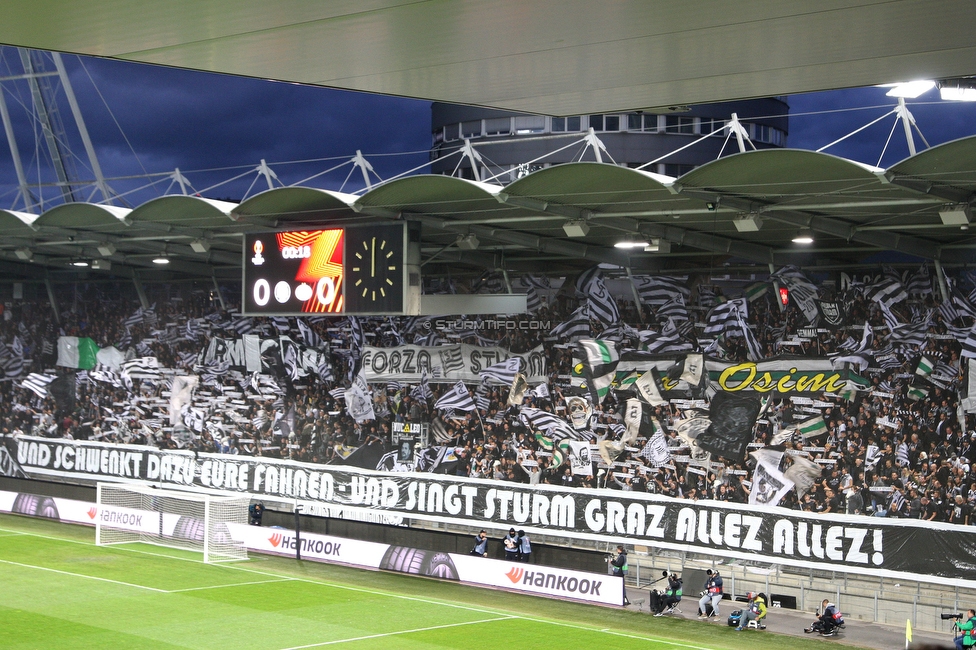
1, 48, 975, 210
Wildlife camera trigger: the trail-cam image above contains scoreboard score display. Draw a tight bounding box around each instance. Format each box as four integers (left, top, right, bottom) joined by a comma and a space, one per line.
243, 222, 415, 316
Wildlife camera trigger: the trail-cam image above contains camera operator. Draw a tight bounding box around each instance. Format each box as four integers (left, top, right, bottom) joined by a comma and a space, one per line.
697, 569, 723, 619
954, 609, 976, 650
654, 570, 682, 616
609, 545, 630, 606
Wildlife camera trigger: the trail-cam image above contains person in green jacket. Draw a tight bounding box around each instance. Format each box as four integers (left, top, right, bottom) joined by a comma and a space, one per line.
955, 609, 976, 650
736, 592, 767, 630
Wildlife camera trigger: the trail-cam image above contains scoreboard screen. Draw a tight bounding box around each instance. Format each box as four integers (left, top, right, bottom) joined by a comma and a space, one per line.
242, 223, 410, 316
243, 229, 345, 314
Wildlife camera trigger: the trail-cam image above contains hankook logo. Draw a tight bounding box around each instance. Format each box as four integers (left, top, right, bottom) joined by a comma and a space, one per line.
505, 567, 524, 583
87, 507, 97, 519
269, 533, 282, 548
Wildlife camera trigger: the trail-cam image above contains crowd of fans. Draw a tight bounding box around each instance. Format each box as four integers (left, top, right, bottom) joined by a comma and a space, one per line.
1, 271, 974, 525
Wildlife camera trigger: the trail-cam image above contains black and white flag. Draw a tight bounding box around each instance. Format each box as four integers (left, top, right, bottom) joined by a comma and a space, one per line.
816, 300, 846, 329
519, 406, 585, 441
576, 267, 619, 325
478, 357, 522, 386
864, 277, 908, 309
550, 305, 590, 341
21, 373, 56, 398
433, 381, 477, 412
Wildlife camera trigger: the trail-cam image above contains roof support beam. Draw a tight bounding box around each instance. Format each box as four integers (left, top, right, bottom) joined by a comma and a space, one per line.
763, 212, 942, 260
409, 214, 635, 268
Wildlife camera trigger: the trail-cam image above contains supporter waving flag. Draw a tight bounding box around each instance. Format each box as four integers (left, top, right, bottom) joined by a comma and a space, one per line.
575, 267, 619, 325
575, 338, 619, 405
434, 381, 477, 412
478, 356, 522, 386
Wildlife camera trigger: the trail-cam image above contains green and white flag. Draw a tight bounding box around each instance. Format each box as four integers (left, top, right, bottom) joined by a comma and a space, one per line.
575, 339, 619, 405
56, 336, 100, 369
914, 355, 934, 377
907, 385, 928, 401
744, 281, 769, 302
798, 415, 828, 439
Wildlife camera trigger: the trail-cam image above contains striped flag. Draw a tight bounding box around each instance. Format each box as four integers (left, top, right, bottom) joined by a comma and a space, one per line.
798, 416, 828, 439
914, 355, 935, 377
474, 382, 490, 411
550, 306, 590, 341
21, 373, 56, 398
744, 281, 769, 302
864, 277, 908, 309
906, 265, 933, 296
479, 357, 522, 386
771, 266, 819, 322
703, 298, 746, 336
575, 339, 619, 405
631, 275, 690, 304
519, 407, 585, 441
415, 369, 434, 403
907, 384, 929, 401
963, 321, 976, 359
120, 357, 161, 380
576, 267, 619, 325
433, 381, 477, 412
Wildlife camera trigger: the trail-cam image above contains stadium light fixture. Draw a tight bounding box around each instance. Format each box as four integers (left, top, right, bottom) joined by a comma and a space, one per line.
153, 256, 170, 265
456, 233, 479, 250
71, 260, 89, 267
562, 219, 590, 237
733, 213, 763, 232
91, 259, 112, 270
614, 240, 650, 249
96, 242, 116, 256
881, 80, 936, 98
190, 239, 211, 253
792, 229, 814, 244
940, 86, 976, 101
939, 204, 971, 226
14, 248, 32, 260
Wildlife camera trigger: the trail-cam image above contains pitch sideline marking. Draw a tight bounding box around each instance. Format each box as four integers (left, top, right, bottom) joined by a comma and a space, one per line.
279, 616, 516, 649
0, 558, 168, 593
0, 521, 716, 650
168, 578, 295, 593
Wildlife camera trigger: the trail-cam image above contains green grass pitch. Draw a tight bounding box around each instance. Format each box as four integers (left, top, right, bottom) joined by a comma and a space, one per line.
0, 513, 844, 649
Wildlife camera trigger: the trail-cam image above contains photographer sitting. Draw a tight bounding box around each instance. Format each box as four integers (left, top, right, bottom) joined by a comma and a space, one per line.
954, 609, 976, 650
654, 570, 682, 616
805, 599, 845, 637
735, 592, 767, 631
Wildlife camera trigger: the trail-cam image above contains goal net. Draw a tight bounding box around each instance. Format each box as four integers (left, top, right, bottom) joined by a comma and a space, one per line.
95, 483, 249, 563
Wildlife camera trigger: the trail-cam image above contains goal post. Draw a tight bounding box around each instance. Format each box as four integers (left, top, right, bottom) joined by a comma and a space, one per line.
95, 482, 249, 563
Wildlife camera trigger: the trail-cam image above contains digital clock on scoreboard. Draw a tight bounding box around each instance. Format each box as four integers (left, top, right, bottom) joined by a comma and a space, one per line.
242, 222, 412, 316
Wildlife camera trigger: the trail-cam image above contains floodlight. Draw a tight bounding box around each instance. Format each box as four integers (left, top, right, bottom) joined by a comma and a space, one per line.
153, 256, 170, 265
71, 260, 89, 267
884, 80, 936, 98
562, 219, 590, 237
940, 86, 976, 102
456, 234, 479, 250
939, 204, 971, 226
614, 240, 650, 249
96, 242, 116, 256
792, 229, 814, 244
644, 239, 671, 253
733, 214, 763, 232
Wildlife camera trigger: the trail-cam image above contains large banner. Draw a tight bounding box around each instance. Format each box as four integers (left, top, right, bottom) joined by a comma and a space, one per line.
0, 489, 622, 606
7, 435, 976, 587
361, 344, 547, 384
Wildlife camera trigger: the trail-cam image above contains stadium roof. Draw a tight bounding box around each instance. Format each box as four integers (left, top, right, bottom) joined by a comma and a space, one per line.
1, 2, 975, 116
3, 136, 976, 281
